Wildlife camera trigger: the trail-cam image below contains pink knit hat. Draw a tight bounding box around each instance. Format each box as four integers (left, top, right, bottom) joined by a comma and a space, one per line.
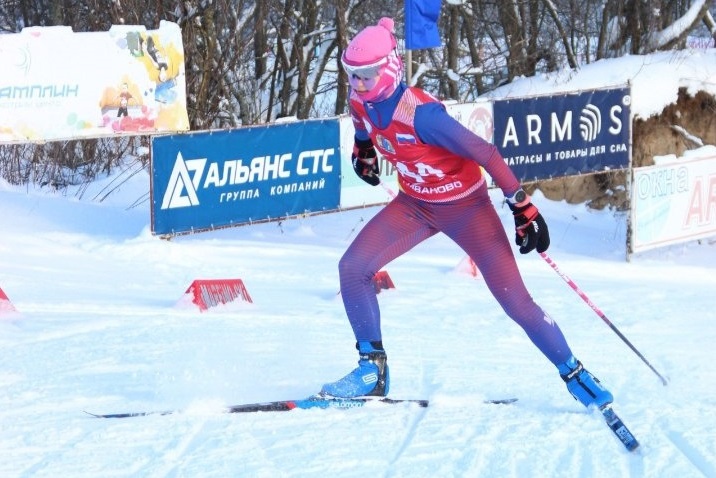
342, 17, 403, 102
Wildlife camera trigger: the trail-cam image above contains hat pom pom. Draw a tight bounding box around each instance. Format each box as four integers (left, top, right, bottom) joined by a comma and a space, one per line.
378, 17, 395, 33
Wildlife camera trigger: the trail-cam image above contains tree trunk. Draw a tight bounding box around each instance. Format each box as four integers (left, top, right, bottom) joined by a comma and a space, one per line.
496, 0, 530, 80
334, 0, 350, 116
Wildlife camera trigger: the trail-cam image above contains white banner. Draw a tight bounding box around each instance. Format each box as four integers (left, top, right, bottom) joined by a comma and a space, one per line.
630, 151, 716, 253
0, 20, 188, 143
444, 99, 494, 186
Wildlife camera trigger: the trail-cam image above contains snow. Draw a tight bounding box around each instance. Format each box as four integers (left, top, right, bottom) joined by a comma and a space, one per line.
1, 51, 716, 478
487, 48, 716, 121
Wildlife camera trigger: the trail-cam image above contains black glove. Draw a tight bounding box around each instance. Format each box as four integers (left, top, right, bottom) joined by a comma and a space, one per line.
352, 138, 380, 186
507, 190, 550, 254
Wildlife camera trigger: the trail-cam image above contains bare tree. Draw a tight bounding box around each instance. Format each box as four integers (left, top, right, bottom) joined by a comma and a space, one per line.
596, 0, 714, 57
704, 9, 716, 42
1, 0, 714, 189
644, 0, 713, 51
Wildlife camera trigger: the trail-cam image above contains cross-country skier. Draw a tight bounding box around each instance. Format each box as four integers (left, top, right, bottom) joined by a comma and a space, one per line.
320, 17, 614, 412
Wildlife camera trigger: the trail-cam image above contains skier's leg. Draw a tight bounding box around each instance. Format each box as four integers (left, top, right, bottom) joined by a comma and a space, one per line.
442, 188, 612, 408
339, 193, 436, 341
322, 194, 436, 397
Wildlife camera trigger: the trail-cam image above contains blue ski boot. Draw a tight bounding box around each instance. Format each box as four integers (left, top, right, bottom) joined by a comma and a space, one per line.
320, 341, 390, 398
558, 356, 613, 409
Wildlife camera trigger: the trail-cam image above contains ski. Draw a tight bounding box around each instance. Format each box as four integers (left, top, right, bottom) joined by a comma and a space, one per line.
85, 396, 428, 419
484, 397, 518, 405
85, 395, 518, 419
600, 405, 640, 452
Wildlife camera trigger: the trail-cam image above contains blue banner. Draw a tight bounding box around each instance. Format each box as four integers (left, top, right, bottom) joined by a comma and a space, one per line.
151, 119, 341, 235
493, 87, 631, 182
405, 0, 442, 50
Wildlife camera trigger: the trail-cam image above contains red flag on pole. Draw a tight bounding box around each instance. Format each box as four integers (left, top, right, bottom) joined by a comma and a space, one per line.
405, 0, 442, 50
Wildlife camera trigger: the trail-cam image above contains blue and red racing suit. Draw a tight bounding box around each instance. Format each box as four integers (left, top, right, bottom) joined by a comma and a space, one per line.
341, 83, 572, 366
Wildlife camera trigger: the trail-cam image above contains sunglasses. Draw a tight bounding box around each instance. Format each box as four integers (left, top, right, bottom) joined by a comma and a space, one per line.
342, 56, 387, 90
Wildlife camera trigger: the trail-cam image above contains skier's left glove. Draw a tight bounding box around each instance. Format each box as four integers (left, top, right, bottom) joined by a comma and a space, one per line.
507, 189, 550, 254
352, 138, 380, 186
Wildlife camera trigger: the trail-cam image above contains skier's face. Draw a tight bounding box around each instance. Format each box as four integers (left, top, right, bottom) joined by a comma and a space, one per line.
347, 73, 379, 92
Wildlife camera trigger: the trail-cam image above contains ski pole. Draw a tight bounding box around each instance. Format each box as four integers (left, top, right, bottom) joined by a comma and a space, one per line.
379, 180, 397, 199
539, 251, 669, 386
378, 177, 667, 384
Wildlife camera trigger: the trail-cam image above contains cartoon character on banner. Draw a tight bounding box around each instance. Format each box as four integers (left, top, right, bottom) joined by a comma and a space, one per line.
116, 82, 135, 117
98, 79, 152, 132
142, 35, 178, 104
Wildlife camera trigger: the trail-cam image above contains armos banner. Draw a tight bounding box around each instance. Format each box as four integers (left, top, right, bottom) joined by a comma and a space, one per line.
493, 86, 631, 182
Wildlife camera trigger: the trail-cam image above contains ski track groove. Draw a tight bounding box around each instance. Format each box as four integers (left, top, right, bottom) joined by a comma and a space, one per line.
577, 445, 594, 478
665, 429, 716, 478
384, 404, 429, 474
149, 418, 211, 478
16, 426, 96, 478
451, 418, 490, 475
469, 403, 526, 476
628, 449, 646, 478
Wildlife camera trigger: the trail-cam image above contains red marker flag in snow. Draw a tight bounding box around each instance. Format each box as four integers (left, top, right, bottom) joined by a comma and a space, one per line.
181, 279, 253, 312
404, 0, 442, 50
0, 287, 16, 313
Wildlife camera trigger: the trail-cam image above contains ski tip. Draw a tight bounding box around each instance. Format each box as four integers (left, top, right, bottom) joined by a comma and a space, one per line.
84, 411, 131, 419
83, 410, 133, 419
83, 409, 169, 418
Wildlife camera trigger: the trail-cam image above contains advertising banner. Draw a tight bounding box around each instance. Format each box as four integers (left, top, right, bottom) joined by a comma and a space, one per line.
444, 99, 494, 143
630, 153, 716, 254
151, 119, 341, 235
0, 20, 188, 143
493, 87, 631, 182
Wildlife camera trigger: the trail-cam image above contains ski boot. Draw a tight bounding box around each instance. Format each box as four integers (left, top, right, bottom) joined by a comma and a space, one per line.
558, 356, 613, 409
320, 341, 390, 398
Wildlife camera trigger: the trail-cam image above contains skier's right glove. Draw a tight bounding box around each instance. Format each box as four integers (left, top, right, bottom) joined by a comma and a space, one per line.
352, 138, 380, 186
507, 189, 550, 254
